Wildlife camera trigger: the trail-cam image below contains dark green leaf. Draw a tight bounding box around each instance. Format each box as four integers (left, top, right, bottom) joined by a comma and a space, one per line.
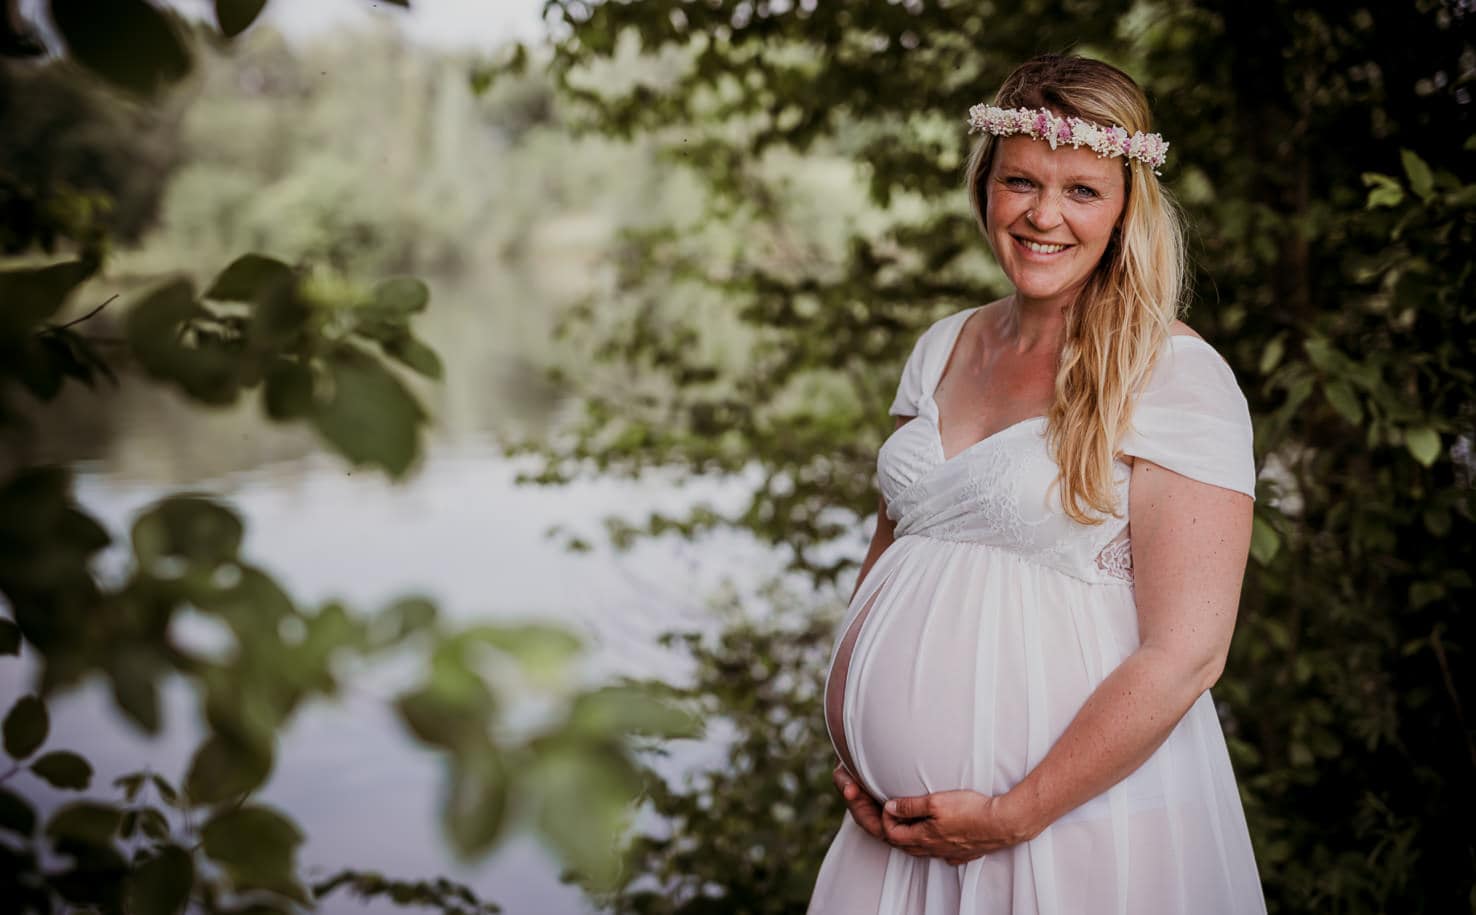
46, 801, 122, 844
204, 254, 293, 302
263, 359, 315, 420
49, 0, 192, 97
0, 787, 36, 837
215, 0, 268, 38
125, 844, 193, 915
184, 734, 273, 805
201, 804, 305, 898
30, 750, 92, 789
125, 279, 241, 405
369, 276, 429, 315
0, 259, 90, 335
381, 334, 444, 380
443, 748, 509, 859
0, 618, 19, 655
131, 495, 243, 571
310, 349, 425, 478
4, 694, 48, 760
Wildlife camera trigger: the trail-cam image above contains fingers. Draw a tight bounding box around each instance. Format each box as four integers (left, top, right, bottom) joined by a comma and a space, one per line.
884, 794, 931, 819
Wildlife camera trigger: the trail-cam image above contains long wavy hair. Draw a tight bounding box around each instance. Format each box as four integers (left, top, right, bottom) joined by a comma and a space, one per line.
964, 54, 1188, 524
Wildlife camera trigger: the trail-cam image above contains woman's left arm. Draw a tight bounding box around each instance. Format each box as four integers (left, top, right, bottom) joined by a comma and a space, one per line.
881, 457, 1253, 865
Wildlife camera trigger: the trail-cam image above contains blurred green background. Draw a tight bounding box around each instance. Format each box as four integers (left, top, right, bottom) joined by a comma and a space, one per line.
1, 1, 1472, 913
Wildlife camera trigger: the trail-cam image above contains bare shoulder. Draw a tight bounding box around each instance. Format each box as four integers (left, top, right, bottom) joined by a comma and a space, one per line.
1168, 319, 1203, 340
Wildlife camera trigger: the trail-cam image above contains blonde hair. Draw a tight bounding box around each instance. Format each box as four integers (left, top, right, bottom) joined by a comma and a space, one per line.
964, 54, 1188, 524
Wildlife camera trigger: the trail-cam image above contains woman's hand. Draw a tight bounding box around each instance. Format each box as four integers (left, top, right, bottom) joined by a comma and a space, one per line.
832, 764, 886, 841
881, 790, 1038, 866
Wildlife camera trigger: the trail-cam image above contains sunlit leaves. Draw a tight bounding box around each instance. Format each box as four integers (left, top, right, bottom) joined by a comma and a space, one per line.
566, 684, 700, 740
1404, 427, 1440, 467
1400, 150, 1434, 203
4, 695, 48, 759
48, 0, 191, 98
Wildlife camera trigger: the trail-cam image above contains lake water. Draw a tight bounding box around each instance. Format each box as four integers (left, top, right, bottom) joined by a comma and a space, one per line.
3, 430, 846, 914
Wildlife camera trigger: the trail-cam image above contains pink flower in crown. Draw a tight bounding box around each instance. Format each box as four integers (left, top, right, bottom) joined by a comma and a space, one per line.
1056, 118, 1074, 143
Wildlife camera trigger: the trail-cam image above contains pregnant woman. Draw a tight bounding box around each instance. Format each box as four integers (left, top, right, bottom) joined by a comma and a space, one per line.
808, 55, 1267, 914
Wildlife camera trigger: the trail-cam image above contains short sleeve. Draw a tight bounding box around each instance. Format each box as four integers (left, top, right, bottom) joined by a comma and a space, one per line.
1119, 338, 1257, 500
887, 324, 933, 418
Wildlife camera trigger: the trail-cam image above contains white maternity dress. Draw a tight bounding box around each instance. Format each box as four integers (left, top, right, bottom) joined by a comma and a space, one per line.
810, 306, 1267, 914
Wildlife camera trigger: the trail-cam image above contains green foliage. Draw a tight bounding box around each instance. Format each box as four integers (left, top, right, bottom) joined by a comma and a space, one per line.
1, 2, 703, 912
594, 585, 844, 915
494, 2, 1476, 912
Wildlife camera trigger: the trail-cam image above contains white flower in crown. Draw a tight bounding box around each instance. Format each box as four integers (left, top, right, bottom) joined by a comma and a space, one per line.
965, 104, 1169, 174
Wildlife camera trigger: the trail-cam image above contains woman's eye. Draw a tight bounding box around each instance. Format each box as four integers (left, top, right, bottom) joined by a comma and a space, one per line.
1004, 177, 1032, 189
1071, 185, 1099, 199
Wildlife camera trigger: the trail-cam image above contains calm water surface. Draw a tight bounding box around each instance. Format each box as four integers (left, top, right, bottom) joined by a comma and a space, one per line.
5, 434, 812, 914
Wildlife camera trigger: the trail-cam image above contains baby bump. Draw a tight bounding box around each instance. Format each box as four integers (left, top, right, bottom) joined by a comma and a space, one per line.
825, 543, 1140, 803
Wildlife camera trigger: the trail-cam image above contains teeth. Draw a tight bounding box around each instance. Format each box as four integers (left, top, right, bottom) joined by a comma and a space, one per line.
1022, 239, 1068, 254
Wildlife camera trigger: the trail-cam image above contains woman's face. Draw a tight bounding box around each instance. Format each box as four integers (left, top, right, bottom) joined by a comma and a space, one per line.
983, 135, 1127, 310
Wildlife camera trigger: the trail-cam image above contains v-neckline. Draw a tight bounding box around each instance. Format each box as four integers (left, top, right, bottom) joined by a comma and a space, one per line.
923, 307, 1218, 465
927, 306, 1046, 463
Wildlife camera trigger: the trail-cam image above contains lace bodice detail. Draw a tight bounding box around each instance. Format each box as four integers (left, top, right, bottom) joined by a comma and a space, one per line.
876, 307, 1257, 586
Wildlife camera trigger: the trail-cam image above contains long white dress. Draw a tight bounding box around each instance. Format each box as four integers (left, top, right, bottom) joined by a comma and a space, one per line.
809, 306, 1267, 914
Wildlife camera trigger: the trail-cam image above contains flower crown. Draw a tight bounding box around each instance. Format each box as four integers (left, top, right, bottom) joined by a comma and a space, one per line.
966, 104, 1170, 174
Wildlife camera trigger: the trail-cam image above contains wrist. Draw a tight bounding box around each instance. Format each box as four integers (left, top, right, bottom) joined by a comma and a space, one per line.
997, 780, 1050, 842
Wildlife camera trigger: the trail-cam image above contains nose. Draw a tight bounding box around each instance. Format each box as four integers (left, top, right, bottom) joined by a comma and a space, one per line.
1026, 197, 1063, 231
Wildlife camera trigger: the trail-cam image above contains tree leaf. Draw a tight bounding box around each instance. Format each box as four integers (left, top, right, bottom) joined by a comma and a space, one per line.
1405, 427, 1441, 467
0, 787, 36, 837
1250, 516, 1281, 565
46, 801, 122, 844
528, 744, 640, 890
1321, 381, 1362, 425
4, 695, 48, 760
49, 0, 192, 97
443, 748, 510, 859
0, 619, 19, 656
1360, 172, 1404, 209
311, 349, 425, 478
214, 0, 268, 38
1400, 149, 1434, 202
263, 359, 315, 420
131, 495, 244, 571
567, 684, 700, 740
369, 276, 430, 315
201, 804, 305, 899
184, 733, 273, 805
381, 334, 444, 380
125, 278, 242, 406
0, 259, 91, 336
30, 750, 93, 789
125, 844, 193, 915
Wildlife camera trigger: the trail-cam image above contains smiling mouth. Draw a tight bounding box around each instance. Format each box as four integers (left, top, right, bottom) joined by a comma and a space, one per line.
1013, 236, 1073, 255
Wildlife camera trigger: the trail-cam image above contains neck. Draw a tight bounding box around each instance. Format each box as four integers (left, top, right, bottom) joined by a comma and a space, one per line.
999, 291, 1072, 353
